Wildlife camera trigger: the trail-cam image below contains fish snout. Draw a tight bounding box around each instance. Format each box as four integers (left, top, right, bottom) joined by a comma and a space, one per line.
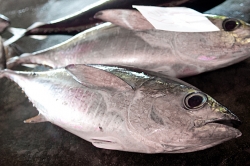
203, 107, 242, 129
196, 95, 242, 130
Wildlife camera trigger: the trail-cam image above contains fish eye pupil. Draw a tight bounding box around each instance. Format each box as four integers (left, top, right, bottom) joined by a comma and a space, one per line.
223, 19, 240, 31
188, 95, 203, 108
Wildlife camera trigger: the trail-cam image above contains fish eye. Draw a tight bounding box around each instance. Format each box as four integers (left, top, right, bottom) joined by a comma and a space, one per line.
222, 18, 241, 31
183, 92, 207, 110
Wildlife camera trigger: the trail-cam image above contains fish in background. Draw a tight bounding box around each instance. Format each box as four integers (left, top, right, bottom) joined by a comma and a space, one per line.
3, 0, 192, 45
21, 0, 191, 36
0, 63, 242, 153
205, 0, 250, 22
0, 13, 47, 46
7, 9, 250, 78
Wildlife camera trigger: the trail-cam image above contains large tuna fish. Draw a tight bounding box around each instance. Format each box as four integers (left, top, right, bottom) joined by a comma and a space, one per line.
0, 64, 241, 153
7, 9, 250, 78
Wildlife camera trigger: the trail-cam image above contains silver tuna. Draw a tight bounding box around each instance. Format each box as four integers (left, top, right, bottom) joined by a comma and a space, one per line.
6, 9, 250, 78
0, 64, 241, 153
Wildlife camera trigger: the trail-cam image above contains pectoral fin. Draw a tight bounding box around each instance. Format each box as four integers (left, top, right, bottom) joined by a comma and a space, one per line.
94, 9, 154, 30
65, 64, 132, 91
91, 138, 122, 150
24, 113, 47, 123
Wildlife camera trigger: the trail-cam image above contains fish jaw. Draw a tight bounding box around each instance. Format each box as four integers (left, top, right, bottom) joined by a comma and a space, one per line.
165, 123, 242, 153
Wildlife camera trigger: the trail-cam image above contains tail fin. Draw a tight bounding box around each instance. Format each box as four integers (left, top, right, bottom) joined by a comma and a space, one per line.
0, 37, 6, 69
8, 27, 47, 40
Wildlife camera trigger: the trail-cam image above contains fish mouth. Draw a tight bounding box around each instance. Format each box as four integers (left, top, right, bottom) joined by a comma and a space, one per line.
206, 119, 242, 129
194, 118, 242, 129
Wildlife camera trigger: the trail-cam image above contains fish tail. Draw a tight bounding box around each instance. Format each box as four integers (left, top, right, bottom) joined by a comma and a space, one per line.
0, 37, 6, 69
6, 53, 35, 69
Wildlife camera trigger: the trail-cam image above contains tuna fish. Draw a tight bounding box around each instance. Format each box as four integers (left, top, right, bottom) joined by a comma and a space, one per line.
0, 64, 241, 153
7, 9, 250, 78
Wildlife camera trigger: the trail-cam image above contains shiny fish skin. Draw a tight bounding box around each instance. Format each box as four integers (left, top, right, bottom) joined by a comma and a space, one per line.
7, 10, 250, 78
0, 64, 241, 153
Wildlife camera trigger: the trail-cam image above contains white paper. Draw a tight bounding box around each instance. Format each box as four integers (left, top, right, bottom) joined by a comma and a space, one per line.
133, 6, 220, 32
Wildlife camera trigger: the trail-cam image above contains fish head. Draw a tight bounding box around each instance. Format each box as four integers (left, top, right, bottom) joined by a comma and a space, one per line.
165, 15, 250, 77
128, 75, 241, 153
208, 15, 250, 44
202, 15, 250, 61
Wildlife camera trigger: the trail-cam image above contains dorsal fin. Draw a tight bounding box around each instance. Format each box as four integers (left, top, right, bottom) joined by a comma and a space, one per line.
94, 9, 154, 30
66, 64, 193, 92
89, 65, 152, 90
90, 65, 198, 90
65, 64, 132, 91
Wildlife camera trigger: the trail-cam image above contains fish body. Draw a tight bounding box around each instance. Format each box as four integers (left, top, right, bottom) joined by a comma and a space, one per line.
8, 10, 250, 78
0, 64, 241, 153
0, 14, 10, 34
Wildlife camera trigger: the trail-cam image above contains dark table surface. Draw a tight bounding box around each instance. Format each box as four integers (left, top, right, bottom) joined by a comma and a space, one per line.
0, 0, 250, 165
